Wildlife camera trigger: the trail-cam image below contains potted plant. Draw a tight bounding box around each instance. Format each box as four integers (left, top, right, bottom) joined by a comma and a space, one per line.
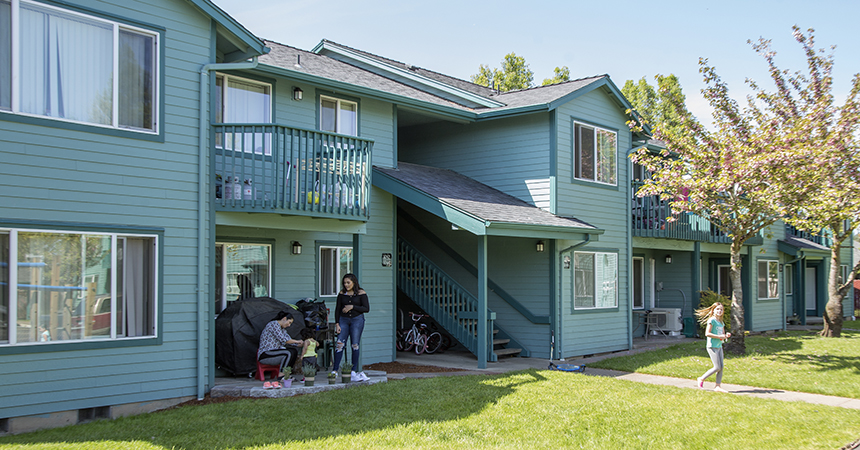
327, 371, 337, 385
340, 362, 352, 383
302, 365, 317, 387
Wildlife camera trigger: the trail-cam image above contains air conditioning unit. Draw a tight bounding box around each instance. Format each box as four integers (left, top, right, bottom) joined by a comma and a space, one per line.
650, 308, 682, 332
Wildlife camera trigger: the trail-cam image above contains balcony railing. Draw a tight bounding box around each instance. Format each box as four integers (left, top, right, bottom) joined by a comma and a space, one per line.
213, 123, 373, 220
632, 182, 731, 244
785, 224, 832, 247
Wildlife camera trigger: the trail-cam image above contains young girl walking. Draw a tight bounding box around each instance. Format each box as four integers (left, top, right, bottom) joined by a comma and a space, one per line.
695, 302, 731, 392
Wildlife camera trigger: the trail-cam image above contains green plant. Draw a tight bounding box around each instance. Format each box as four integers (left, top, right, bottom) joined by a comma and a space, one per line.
696, 289, 732, 338
340, 362, 352, 374
327, 371, 337, 379
302, 365, 317, 377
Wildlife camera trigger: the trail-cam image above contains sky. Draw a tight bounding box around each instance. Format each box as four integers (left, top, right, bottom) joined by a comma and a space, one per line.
212, 0, 860, 124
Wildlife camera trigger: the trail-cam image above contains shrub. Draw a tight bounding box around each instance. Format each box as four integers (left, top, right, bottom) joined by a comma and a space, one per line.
696, 289, 732, 338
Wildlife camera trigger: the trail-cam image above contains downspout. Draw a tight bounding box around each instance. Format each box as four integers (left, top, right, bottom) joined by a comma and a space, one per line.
557, 234, 591, 359
197, 57, 259, 400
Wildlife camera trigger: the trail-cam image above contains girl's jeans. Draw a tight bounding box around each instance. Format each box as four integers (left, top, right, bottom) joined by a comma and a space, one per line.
333, 314, 365, 372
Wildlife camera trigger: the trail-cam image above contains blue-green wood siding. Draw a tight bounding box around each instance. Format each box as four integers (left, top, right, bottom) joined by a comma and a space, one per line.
0, 0, 215, 419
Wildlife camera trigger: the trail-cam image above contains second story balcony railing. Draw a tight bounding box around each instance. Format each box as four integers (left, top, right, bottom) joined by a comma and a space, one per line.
785, 224, 832, 247
213, 124, 373, 220
632, 182, 731, 244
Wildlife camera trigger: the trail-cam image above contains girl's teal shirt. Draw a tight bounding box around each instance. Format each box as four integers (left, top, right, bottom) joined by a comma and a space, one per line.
708, 317, 724, 348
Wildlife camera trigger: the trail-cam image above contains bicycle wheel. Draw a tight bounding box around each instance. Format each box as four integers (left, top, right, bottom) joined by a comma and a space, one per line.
414, 334, 427, 355
395, 330, 405, 351
424, 332, 443, 354
402, 330, 415, 352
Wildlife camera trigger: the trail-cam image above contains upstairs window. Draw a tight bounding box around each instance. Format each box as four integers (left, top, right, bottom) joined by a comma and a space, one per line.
320, 96, 357, 136
214, 73, 272, 154
574, 122, 617, 185
0, 0, 158, 133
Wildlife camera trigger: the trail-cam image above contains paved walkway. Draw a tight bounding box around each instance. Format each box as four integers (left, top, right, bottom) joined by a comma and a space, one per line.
213, 330, 860, 410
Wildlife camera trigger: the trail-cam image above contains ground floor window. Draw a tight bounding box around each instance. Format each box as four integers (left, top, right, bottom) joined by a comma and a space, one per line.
1, 228, 157, 346
573, 251, 617, 309
319, 246, 353, 297
757, 260, 779, 300
215, 243, 271, 314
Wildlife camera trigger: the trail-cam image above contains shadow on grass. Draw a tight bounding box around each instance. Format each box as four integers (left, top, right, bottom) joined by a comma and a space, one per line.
0, 371, 548, 450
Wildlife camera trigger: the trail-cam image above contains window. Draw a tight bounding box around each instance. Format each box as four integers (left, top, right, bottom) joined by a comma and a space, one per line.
717, 265, 734, 297
632, 257, 644, 309
1, 228, 157, 346
573, 252, 617, 309
215, 243, 270, 314
319, 246, 353, 297
785, 264, 793, 295
215, 73, 271, 154
320, 96, 357, 136
574, 122, 617, 185
0, 0, 158, 132
758, 260, 779, 300
839, 264, 849, 284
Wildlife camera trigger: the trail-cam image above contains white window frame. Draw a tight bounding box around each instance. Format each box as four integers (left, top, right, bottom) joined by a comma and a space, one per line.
215, 242, 271, 314
840, 264, 849, 285
0, 227, 158, 346
757, 260, 779, 300
318, 245, 353, 298
573, 121, 617, 186
2, 0, 159, 133
319, 95, 357, 136
573, 251, 618, 310
632, 257, 644, 310
784, 264, 794, 296
214, 73, 272, 155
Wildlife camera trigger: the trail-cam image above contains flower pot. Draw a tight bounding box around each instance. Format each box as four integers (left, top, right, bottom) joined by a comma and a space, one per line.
305, 379, 315, 387
342, 375, 351, 383
328, 378, 336, 384
282, 379, 292, 388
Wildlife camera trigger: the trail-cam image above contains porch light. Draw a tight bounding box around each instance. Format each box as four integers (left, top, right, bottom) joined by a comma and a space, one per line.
665, 255, 672, 264
536, 241, 545, 252
293, 87, 303, 101
291, 241, 303, 255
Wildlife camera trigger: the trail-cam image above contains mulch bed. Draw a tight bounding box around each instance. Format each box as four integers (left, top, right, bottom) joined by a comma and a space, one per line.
364, 361, 466, 373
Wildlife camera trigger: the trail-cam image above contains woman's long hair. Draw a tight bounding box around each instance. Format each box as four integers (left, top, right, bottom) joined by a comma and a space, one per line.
341, 273, 361, 294
694, 303, 723, 325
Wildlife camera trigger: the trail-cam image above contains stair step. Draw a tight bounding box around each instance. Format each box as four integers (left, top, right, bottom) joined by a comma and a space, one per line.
493, 338, 510, 346
494, 347, 522, 357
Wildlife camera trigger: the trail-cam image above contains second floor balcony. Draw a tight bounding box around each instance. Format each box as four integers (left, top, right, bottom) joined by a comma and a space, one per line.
213, 123, 373, 221
632, 182, 731, 244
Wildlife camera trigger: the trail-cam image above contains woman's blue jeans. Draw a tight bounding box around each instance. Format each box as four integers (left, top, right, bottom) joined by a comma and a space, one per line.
333, 314, 365, 372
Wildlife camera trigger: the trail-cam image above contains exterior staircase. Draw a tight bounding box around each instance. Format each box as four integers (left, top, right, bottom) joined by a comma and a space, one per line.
397, 237, 523, 362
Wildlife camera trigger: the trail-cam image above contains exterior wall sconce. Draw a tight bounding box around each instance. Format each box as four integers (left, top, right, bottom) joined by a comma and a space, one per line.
291, 241, 302, 255
563, 255, 571, 269
293, 87, 303, 101
665, 255, 672, 264
536, 241, 545, 252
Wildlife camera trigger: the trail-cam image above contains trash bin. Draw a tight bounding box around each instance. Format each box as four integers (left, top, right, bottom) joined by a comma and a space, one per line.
682, 317, 697, 338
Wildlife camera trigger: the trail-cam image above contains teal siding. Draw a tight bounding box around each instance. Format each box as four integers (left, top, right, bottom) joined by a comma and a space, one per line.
555, 88, 632, 358
0, 0, 215, 419
399, 113, 551, 206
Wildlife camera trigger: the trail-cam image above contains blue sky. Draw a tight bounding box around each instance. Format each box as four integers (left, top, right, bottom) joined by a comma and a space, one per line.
213, 0, 859, 124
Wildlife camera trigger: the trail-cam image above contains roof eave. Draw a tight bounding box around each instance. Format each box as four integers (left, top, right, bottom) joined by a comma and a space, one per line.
187, 0, 268, 57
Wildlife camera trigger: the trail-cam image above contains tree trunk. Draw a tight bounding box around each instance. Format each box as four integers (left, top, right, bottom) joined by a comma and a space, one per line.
820, 246, 845, 337
725, 242, 746, 355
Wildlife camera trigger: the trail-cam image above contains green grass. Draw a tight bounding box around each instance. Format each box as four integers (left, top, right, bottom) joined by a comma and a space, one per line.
591, 329, 860, 398
1, 369, 860, 450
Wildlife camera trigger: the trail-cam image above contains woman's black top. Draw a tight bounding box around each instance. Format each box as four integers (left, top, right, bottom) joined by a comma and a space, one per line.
334, 291, 369, 322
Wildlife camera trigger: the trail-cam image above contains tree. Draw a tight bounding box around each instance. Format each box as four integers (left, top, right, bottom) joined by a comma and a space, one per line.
622, 75, 693, 140
757, 27, 860, 337
630, 54, 798, 355
470, 52, 534, 91
542, 66, 570, 86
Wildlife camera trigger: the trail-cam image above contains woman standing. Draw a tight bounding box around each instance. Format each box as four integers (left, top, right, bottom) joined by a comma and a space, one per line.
695, 303, 731, 392
257, 311, 304, 381
332, 273, 370, 381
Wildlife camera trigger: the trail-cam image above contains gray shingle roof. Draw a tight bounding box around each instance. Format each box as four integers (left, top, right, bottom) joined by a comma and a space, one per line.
375, 162, 597, 230
779, 236, 830, 252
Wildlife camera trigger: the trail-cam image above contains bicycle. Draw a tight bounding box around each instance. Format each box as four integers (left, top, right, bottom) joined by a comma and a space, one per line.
397, 312, 443, 354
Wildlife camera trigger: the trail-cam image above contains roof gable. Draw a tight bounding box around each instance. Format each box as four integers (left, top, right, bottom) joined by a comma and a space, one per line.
185, 0, 268, 61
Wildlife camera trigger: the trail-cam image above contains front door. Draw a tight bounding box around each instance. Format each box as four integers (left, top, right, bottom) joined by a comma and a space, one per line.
805, 267, 817, 312
718, 265, 734, 297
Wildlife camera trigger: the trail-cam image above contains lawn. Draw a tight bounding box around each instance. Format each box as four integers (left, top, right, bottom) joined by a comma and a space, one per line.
1, 368, 860, 450
590, 329, 860, 399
